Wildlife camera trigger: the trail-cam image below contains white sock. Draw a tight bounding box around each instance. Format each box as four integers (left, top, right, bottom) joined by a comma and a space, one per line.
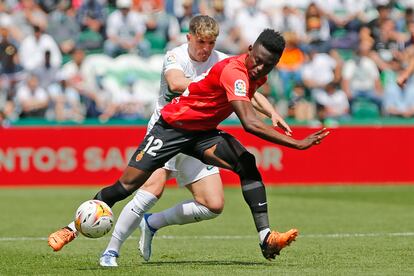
147, 200, 219, 230
67, 222, 79, 235
259, 228, 271, 244
105, 189, 158, 254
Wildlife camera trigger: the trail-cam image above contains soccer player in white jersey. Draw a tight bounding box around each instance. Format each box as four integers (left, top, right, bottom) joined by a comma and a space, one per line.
48, 16, 291, 266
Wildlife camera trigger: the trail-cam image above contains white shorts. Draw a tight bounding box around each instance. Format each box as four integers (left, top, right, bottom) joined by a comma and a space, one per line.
163, 153, 219, 187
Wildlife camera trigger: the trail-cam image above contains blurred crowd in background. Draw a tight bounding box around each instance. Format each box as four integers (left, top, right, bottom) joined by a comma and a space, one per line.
2, 0, 414, 127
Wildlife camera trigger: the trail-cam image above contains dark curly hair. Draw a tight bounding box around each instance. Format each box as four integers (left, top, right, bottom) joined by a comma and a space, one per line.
254, 29, 285, 58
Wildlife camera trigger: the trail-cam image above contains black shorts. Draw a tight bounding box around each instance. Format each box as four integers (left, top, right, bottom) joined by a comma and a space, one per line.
129, 117, 232, 172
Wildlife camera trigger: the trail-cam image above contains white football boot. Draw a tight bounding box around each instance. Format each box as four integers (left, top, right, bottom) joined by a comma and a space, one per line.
99, 250, 119, 267
138, 213, 157, 261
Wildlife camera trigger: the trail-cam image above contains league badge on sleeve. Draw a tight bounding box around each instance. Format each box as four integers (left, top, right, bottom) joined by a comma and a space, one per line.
165, 53, 177, 66
234, 79, 247, 97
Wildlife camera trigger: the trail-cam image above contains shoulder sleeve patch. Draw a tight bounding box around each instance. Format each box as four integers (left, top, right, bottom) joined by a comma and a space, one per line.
165, 53, 177, 66
234, 79, 247, 97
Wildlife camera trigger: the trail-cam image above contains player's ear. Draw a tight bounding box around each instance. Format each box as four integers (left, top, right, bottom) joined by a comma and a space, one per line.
186, 33, 191, 42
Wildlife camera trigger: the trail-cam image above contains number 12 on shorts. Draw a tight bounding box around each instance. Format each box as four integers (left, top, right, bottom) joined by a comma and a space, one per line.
142, 136, 164, 156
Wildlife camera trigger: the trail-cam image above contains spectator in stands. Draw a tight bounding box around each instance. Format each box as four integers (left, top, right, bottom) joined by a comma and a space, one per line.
76, 0, 106, 51
38, 0, 60, 13
33, 50, 59, 89
0, 18, 21, 122
287, 82, 316, 122
0, 20, 22, 76
139, 0, 181, 52
178, 0, 195, 33
315, 0, 367, 50
59, 48, 86, 91
209, 0, 241, 54
302, 2, 331, 53
361, 4, 392, 44
276, 32, 305, 99
272, 5, 305, 42
0, 83, 15, 124
164, 0, 207, 19
222, 0, 244, 20
0, 1, 21, 43
403, 20, 414, 49
396, 7, 414, 33
369, 18, 407, 71
342, 40, 383, 112
60, 48, 104, 118
313, 81, 350, 123
234, 0, 271, 52
18, 25, 62, 72
11, 0, 48, 41
47, 0, 79, 55
383, 58, 414, 117
104, 0, 151, 57
133, 0, 164, 12
15, 74, 49, 118
302, 49, 342, 89
0, 110, 11, 127
48, 73, 85, 122
98, 75, 147, 122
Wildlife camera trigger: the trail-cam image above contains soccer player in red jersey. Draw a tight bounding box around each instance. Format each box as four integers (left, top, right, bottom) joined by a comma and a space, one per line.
53, 29, 329, 260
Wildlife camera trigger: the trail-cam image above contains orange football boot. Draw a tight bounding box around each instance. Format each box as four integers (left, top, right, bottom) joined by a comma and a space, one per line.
48, 227, 76, 251
260, 229, 298, 260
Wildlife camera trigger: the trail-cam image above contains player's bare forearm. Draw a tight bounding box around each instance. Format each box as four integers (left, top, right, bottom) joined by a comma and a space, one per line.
232, 101, 328, 149
251, 93, 270, 117
252, 93, 292, 135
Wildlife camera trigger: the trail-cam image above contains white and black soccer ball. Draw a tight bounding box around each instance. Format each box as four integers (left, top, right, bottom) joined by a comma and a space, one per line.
74, 200, 114, 238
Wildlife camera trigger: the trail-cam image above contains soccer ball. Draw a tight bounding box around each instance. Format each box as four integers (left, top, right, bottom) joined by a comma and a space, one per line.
74, 200, 114, 238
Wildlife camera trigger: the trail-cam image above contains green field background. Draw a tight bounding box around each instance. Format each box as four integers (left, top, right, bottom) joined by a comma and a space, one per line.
0, 185, 413, 275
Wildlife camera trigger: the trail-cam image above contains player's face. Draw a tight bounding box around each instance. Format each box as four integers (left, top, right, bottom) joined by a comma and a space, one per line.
187, 33, 216, 62
245, 44, 279, 80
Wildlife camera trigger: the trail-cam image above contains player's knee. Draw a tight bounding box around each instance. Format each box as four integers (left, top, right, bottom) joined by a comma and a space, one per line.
119, 168, 152, 192
238, 152, 261, 181
199, 204, 221, 220
141, 180, 165, 198
194, 192, 224, 214
119, 175, 138, 191
204, 198, 224, 214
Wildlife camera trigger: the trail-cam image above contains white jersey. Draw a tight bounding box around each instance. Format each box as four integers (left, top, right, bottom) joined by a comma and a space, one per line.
147, 43, 228, 132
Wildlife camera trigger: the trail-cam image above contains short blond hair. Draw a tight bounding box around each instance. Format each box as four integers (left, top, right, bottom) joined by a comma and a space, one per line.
189, 15, 219, 39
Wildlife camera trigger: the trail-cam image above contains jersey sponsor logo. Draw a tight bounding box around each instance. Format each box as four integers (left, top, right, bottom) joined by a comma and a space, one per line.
234, 79, 247, 97
165, 54, 177, 65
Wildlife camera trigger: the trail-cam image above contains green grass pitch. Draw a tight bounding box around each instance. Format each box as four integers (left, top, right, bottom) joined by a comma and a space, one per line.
1, 185, 413, 275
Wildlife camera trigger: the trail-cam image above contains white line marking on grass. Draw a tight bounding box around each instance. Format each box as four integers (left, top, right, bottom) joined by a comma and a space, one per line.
1, 232, 414, 241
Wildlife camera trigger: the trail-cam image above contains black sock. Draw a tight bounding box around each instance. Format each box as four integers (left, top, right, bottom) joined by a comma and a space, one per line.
241, 179, 269, 231
93, 180, 131, 207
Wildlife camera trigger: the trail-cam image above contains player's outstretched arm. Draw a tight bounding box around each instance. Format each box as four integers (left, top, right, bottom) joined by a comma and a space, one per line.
232, 100, 329, 149
252, 92, 292, 136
